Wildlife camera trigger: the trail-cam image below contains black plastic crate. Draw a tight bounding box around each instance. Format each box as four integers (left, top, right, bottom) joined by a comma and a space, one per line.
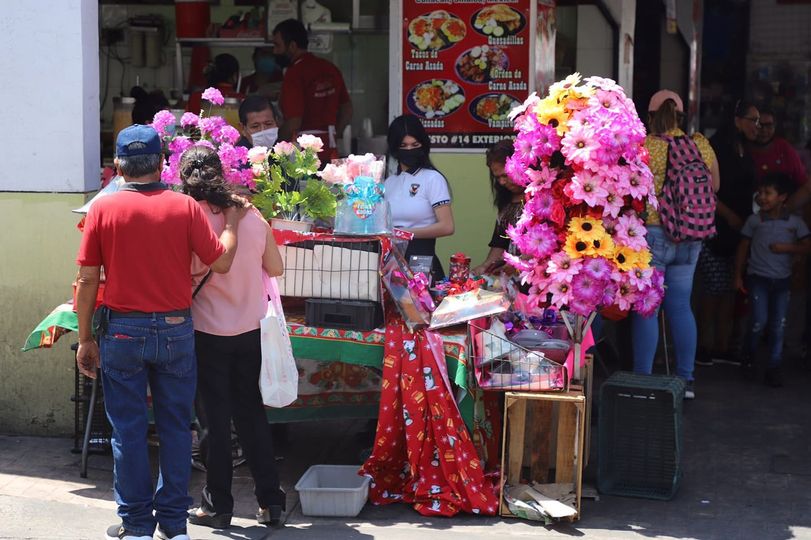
304, 299, 384, 331
598, 371, 684, 500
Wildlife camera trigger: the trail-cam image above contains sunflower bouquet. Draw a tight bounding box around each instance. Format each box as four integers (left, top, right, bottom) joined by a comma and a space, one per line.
504, 74, 664, 318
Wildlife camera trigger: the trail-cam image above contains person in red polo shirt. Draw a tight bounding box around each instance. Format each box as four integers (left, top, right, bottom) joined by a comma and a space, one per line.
750, 110, 807, 187
75, 125, 247, 540
271, 18, 353, 161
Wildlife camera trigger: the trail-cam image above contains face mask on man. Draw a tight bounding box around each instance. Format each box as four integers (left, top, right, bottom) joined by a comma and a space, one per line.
398, 148, 426, 170
251, 127, 279, 148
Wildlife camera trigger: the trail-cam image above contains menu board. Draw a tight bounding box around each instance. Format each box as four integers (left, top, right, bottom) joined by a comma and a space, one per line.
402, 0, 531, 150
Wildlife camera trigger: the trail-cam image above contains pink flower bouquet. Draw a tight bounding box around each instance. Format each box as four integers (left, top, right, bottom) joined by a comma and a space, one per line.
505, 74, 664, 318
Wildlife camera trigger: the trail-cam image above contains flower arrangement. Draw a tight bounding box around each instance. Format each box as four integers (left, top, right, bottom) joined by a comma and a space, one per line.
505, 74, 664, 318
250, 135, 337, 222
151, 87, 253, 188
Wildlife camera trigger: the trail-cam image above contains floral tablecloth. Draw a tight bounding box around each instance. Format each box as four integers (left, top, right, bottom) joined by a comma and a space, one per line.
24, 305, 476, 427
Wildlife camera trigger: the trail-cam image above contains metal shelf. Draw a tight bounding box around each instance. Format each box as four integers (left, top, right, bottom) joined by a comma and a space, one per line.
176, 37, 269, 47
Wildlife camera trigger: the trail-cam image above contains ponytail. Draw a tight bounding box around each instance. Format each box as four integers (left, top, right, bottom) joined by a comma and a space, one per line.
648, 99, 682, 134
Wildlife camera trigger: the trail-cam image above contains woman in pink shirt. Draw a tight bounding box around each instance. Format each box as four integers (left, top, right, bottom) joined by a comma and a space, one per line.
179, 146, 286, 529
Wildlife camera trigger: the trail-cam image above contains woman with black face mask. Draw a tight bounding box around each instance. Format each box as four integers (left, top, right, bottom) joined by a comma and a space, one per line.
384, 115, 455, 280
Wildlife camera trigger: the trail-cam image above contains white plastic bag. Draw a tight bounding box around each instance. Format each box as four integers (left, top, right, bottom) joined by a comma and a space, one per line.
259, 275, 299, 408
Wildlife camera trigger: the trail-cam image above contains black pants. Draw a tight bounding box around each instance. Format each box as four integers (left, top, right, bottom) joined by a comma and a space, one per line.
195, 329, 285, 513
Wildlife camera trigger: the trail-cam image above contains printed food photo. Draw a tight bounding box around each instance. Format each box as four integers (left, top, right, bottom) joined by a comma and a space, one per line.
470, 93, 521, 125
471, 4, 526, 37
407, 79, 466, 119
408, 10, 467, 51
455, 45, 510, 84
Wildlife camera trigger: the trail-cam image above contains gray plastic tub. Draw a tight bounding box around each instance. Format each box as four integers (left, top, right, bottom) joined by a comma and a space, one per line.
294, 465, 371, 517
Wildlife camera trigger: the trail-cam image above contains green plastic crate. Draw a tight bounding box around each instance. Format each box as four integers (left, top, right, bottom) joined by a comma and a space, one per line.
598, 372, 684, 500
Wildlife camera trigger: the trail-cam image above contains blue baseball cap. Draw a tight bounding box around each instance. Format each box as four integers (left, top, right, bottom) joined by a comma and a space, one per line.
116, 124, 162, 157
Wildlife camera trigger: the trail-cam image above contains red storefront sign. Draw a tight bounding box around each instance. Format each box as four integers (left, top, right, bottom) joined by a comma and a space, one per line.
402, 1, 531, 149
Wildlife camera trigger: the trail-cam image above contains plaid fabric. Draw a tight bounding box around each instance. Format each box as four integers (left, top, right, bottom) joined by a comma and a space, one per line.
658, 135, 717, 242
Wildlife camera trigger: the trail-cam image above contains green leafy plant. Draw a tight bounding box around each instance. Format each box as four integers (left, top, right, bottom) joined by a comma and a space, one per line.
301, 179, 338, 221
249, 138, 336, 221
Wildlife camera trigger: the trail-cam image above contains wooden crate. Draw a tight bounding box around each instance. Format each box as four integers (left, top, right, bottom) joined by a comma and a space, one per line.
499, 389, 586, 521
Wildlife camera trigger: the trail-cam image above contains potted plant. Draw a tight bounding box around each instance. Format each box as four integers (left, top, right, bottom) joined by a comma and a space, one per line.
250, 135, 337, 231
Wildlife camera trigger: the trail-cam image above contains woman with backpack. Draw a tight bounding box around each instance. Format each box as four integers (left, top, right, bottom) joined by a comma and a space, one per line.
631, 90, 720, 399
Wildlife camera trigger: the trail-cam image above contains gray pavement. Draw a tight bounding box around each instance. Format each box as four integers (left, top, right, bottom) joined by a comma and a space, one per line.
2, 360, 811, 539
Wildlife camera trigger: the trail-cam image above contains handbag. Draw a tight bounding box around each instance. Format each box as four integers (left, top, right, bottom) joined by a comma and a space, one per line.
259, 274, 299, 408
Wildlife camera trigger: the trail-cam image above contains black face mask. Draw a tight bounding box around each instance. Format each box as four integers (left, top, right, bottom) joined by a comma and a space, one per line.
398, 148, 426, 169
274, 53, 291, 68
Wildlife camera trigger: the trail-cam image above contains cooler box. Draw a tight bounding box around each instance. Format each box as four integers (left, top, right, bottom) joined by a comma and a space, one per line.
598, 372, 684, 500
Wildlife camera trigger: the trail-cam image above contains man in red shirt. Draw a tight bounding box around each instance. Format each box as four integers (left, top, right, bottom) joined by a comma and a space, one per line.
271, 18, 353, 161
750, 110, 807, 187
75, 125, 246, 540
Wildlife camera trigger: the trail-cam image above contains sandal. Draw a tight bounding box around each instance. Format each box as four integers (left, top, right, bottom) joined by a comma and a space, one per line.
256, 505, 284, 526
187, 507, 232, 529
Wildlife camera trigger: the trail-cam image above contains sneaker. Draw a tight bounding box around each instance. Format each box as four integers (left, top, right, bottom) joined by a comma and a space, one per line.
764, 367, 783, 388
104, 524, 152, 540
154, 526, 190, 540
684, 381, 695, 400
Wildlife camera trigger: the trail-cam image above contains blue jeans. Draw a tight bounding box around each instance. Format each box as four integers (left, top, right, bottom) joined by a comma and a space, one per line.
631, 226, 701, 381
746, 274, 791, 368
100, 314, 197, 536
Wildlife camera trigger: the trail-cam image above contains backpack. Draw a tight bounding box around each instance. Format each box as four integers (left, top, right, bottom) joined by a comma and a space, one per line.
657, 135, 717, 242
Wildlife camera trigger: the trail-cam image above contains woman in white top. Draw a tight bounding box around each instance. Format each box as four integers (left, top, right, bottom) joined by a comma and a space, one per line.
384, 115, 455, 279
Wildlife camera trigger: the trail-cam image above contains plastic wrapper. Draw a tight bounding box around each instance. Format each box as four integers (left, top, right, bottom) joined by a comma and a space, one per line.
334, 192, 392, 235
381, 249, 435, 331
408, 255, 434, 286
326, 154, 391, 235
429, 289, 509, 330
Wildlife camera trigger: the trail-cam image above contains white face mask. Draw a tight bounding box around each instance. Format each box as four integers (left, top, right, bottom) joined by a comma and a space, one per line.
250, 127, 278, 149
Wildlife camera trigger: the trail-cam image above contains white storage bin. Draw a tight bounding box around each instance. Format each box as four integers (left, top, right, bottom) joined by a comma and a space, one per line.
294, 465, 371, 517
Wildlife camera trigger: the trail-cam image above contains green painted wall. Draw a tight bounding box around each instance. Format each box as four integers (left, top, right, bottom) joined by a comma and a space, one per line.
433, 153, 498, 271
0, 193, 88, 435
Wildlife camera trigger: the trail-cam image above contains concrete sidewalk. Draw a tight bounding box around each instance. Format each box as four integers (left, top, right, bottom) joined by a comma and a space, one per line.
2, 362, 811, 539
